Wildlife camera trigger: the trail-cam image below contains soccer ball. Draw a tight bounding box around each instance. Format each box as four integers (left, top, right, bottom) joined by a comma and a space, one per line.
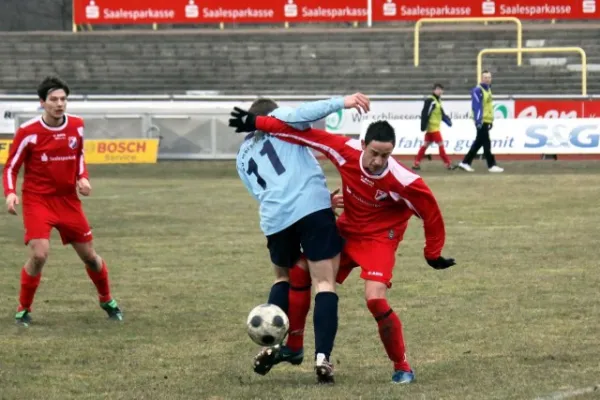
246, 303, 289, 346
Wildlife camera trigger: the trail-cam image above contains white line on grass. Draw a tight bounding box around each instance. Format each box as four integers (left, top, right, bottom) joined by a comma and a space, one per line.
534, 383, 600, 400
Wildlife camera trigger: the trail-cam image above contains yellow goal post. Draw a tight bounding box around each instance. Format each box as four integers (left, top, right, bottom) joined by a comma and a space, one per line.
414, 17, 523, 67
477, 47, 587, 96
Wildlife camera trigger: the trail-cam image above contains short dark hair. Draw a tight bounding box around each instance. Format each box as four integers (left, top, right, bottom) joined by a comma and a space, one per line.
249, 98, 278, 116
433, 83, 444, 90
482, 70, 491, 75
37, 76, 70, 100
364, 120, 396, 146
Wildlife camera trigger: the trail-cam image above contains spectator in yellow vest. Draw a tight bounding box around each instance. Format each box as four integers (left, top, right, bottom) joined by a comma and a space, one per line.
412, 83, 453, 171
458, 71, 504, 173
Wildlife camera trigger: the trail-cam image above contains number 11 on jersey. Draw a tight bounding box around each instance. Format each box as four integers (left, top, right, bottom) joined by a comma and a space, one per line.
246, 140, 286, 189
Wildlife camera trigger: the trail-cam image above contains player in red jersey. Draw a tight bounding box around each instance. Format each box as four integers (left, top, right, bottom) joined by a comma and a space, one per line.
230, 108, 455, 384
3, 76, 123, 326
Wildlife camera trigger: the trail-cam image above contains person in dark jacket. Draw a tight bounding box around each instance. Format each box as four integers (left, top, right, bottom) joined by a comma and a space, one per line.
412, 83, 453, 171
457, 70, 504, 173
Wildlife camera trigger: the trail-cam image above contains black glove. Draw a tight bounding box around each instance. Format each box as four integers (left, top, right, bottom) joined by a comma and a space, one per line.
426, 256, 456, 270
228, 107, 257, 133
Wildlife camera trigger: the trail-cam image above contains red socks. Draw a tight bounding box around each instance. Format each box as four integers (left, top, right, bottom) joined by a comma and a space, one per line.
438, 145, 451, 165
285, 264, 312, 352
416, 145, 451, 166
86, 259, 112, 303
415, 145, 428, 165
367, 298, 411, 372
18, 267, 42, 312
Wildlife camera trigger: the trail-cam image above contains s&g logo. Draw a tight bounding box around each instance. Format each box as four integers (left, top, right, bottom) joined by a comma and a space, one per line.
525, 124, 600, 148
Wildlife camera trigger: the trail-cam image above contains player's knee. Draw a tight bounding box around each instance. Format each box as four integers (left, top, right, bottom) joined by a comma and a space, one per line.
273, 265, 290, 282
364, 280, 388, 301
30, 248, 49, 269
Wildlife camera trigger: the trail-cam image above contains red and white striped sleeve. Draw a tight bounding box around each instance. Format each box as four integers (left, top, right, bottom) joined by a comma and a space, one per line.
76, 125, 89, 180
2, 128, 36, 197
386, 160, 446, 260
255, 116, 352, 167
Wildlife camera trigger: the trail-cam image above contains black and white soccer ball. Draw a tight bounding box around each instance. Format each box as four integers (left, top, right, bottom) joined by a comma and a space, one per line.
246, 303, 289, 346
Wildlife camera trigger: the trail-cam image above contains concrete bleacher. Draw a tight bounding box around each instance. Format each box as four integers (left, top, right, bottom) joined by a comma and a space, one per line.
0, 23, 598, 96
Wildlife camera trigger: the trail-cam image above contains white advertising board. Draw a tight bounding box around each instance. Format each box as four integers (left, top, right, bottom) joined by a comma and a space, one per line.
325, 100, 515, 134
0, 99, 514, 134
359, 118, 600, 155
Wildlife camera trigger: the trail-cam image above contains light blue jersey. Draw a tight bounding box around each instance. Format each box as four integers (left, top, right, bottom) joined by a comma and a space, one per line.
236, 97, 344, 236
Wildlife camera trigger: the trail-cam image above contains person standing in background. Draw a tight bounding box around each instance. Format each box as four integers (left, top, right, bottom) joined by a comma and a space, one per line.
457, 71, 504, 173
412, 83, 453, 171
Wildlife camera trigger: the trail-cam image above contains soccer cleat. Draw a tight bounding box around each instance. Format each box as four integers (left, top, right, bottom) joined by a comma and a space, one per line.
315, 353, 334, 384
411, 164, 421, 171
100, 299, 123, 321
253, 345, 304, 376
445, 163, 454, 170
392, 369, 415, 384
458, 162, 475, 172
488, 165, 504, 173
15, 309, 32, 327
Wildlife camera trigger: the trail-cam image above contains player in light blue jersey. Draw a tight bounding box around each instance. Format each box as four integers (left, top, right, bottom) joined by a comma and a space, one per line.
236, 93, 370, 383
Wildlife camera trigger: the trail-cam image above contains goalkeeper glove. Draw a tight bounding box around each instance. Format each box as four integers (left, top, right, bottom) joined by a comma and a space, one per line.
426, 256, 456, 270
229, 107, 257, 133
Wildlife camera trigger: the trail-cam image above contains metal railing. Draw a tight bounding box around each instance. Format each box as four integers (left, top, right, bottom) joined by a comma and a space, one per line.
477, 47, 588, 96
414, 17, 523, 67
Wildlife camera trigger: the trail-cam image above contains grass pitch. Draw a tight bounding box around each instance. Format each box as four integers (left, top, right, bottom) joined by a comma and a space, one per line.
0, 160, 599, 400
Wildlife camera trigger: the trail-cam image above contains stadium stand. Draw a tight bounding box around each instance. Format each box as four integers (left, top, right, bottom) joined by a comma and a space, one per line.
0, 0, 598, 96
0, 24, 598, 96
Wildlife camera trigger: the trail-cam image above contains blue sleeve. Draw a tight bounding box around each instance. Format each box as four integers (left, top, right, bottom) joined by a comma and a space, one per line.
471, 87, 483, 126
236, 154, 259, 202
269, 97, 345, 131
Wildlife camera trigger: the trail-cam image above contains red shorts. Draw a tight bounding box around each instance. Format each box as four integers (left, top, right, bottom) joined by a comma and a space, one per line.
22, 192, 93, 245
336, 222, 408, 288
424, 131, 443, 143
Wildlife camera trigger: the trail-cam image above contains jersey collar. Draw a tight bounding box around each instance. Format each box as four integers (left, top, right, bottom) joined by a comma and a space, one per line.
39, 115, 68, 131
359, 151, 390, 180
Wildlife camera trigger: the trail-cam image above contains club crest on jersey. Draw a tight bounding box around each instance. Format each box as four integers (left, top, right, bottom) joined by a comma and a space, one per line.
68, 137, 78, 149
375, 190, 388, 201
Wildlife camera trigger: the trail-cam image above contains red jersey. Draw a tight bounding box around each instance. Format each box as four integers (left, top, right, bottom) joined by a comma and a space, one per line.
255, 116, 446, 260
2, 114, 89, 197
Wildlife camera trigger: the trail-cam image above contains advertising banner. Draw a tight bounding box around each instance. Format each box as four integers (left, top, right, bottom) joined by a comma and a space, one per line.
84, 139, 160, 163
515, 100, 600, 119
326, 100, 514, 134
0, 139, 160, 164
371, 0, 599, 21
73, 0, 368, 25
360, 118, 600, 155
74, 0, 599, 25
0, 140, 11, 164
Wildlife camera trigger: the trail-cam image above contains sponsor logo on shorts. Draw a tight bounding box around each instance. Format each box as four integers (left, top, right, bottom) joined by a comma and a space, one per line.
388, 229, 395, 239
367, 271, 383, 277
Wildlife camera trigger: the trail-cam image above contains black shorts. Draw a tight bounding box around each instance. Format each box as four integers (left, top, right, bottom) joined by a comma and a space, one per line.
266, 208, 344, 268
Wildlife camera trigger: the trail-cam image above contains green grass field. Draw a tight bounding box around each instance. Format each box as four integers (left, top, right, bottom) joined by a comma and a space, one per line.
1, 160, 599, 400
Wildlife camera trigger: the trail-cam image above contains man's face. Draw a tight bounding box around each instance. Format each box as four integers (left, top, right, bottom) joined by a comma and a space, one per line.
41, 89, 67, 119
361, 140, 394, 174
434, 87, 444, 97
482, 72, 492, 85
